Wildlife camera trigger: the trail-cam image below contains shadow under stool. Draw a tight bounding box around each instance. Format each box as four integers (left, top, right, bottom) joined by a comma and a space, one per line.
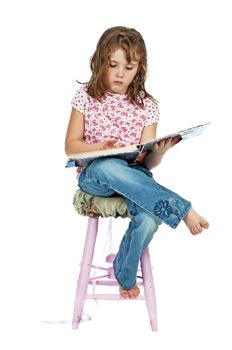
72, 189, 158, 331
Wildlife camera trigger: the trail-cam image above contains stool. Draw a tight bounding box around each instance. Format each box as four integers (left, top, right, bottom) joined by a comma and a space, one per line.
72, 191, 158, 331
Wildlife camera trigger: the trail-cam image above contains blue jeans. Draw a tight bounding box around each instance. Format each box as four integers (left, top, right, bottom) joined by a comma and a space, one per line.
78, 158, 191, 290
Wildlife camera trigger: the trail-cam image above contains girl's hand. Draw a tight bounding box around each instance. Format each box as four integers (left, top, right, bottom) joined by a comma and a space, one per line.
76, 139, 126, 175
101, 139, 126, 150
143, 135, 181, 170
153, 135, 181, 156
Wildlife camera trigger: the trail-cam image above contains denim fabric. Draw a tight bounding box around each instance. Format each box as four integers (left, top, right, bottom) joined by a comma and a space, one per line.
113, 206, 160, 289
78, 158, 191, 290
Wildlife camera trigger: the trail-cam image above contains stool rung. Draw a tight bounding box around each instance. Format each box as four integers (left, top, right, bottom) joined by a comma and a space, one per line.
86, 294, 146, 300
87, 279, 144, 286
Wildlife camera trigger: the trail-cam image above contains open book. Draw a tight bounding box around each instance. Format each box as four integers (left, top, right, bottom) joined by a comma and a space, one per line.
65, 122, 210, 168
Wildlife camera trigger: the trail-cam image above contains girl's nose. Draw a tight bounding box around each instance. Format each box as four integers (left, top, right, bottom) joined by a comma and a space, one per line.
116, 67, 124, 78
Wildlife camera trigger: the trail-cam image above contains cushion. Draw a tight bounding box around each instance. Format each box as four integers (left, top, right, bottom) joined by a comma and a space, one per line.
73, 189, 128, 218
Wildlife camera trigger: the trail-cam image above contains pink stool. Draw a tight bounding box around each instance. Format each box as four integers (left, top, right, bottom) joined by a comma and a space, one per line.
72, 217, 158, 331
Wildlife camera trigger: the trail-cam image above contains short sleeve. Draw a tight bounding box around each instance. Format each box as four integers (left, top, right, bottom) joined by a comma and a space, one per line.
71, 85, 88, 114
143, 98, 160, 126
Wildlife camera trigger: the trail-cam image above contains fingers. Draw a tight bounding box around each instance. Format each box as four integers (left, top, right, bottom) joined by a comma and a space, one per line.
155, 138, 172, 149
102, 139, 117, 149
171, 135, 182, 145
156, 136, 181, 149
102, 139, 125, 149
107, 140, 118, 148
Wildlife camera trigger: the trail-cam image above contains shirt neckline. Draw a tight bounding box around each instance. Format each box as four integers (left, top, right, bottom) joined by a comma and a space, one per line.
105, 91, 127, 98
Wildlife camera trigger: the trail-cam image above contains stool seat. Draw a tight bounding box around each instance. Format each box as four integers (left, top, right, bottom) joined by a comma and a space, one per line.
73, 189, 128, 218
72, 190, 158, 331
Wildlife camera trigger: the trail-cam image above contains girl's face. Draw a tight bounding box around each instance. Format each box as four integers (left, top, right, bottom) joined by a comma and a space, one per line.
105, 48, 139, 95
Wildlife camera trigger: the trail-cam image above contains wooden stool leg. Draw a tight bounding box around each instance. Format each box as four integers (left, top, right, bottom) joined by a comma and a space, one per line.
140, 247, 158, 331
72, 218, 99, 329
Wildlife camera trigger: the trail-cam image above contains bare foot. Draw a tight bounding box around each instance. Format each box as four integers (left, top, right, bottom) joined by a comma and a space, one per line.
119, 285, 140, 299
183, 207, 209, 235
119, 287, 129, 298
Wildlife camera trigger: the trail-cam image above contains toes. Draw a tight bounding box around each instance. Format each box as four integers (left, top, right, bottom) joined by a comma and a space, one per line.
135, 285, 140, 295
191, 228, 199, 235
128, 290, 136, 299
119, 287, 129, 298
191, 225, 202, 235
200, 218, 209, 229
196, 225, 203, 234
128, 286, 140, 299
120, 286, 140, 299
128, 293, 134, 299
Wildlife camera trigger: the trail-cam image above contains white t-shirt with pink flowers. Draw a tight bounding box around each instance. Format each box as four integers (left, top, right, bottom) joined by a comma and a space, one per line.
71, 85, 159, 146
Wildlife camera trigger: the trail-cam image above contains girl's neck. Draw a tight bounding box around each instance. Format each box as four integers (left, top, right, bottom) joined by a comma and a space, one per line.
106, 90, 127, 97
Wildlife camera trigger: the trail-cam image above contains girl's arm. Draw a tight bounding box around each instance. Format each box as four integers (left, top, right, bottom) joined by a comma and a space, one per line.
65, 108, 118, 155
139, 124, 180, 170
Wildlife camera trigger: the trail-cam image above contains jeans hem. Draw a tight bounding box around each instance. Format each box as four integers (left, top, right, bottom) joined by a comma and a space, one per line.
169, 202, 192, 228
113, 269, 136, 290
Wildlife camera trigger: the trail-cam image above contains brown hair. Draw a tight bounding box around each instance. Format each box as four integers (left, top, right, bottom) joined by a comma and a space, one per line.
86, 26, 157, 107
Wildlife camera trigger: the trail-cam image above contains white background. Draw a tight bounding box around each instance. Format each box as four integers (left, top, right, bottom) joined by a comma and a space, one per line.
0, 0, 231, 349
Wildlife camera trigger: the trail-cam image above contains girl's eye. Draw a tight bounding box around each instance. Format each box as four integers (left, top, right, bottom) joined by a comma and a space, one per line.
109, 64, 133, 70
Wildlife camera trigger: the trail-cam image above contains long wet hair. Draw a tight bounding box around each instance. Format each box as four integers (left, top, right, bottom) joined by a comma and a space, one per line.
86, 26, 157, 107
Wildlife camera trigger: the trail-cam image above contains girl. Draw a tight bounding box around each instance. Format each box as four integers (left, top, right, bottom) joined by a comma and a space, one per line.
65, 26, 209, 299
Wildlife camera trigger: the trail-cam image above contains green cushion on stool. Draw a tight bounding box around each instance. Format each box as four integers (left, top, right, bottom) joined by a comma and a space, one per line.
73, 189, 128, 218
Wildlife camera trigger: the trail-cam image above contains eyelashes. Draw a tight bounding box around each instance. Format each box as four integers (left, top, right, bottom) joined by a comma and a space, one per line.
109, 64, 133, 70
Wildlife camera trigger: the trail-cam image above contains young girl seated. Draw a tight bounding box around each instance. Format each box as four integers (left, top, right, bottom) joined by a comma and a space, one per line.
65, 26, 209, 299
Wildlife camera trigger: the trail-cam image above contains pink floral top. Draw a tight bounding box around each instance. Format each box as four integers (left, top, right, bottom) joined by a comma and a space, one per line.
71, 85, 159, 146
